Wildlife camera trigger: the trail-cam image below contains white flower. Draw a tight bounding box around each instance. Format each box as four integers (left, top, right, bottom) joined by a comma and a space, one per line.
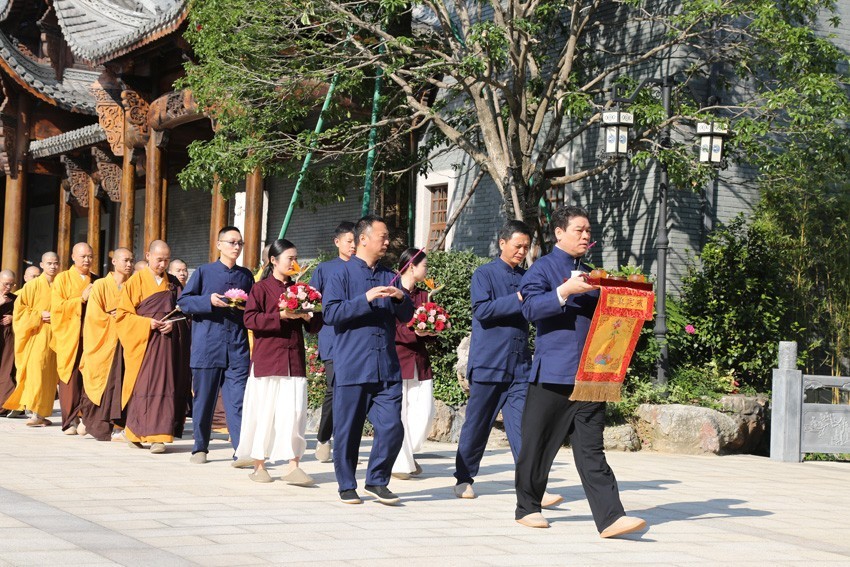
297, 290, 307, 300
428, 309, 437, 317
437, 314, 446, 322
428, 316, 435, 323
417, 322, 427, 330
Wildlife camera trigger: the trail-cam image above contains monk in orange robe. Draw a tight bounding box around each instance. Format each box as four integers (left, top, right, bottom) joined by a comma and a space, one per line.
116, 240, 191, 454
79, 248, 134, 441
3, 253, 61, 426
0, 269, 17, 414
51, 242, 99, 435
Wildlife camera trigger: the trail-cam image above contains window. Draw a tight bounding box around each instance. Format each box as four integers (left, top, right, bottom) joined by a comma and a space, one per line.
427, 184, 448, 251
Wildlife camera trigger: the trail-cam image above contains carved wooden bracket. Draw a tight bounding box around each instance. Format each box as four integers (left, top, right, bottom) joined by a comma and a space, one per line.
121, 89, 150, 149
148, 90, 202, 131
92, 147, 121, 202
92, 73, 125, 157
61, 154, 91, 208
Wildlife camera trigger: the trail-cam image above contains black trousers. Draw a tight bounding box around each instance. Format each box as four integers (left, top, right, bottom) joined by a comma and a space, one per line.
514, 381, 625, 531
316, 360, 335, 443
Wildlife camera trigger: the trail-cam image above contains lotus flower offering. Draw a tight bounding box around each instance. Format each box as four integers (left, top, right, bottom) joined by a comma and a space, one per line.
224, 288, 249, 309
408, 301, 451, 334
279, 282, 322, 313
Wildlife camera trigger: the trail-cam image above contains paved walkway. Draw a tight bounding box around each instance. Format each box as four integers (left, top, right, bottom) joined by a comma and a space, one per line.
0, 411, 848, 566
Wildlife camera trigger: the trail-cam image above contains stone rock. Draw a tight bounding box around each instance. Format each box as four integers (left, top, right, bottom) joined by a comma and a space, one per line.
719, 394, 769, 454
428, 399, 455, 443
450, 404, 466, 444
635, 403, 746, 455
603, 424, 641, 452
486, 426, 510, 448
455, 335, 471, 393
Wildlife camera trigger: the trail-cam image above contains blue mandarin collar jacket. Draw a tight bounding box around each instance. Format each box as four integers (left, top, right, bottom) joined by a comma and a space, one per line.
520, 246, 598, 385
176, 260, 254, 369
309, 257, 347, 361
322, 255, 414, 386
468, 257, 531, 383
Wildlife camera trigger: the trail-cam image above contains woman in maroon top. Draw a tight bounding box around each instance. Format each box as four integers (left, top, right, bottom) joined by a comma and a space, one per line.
392, 248, 436, 479
237, 239, 319, 485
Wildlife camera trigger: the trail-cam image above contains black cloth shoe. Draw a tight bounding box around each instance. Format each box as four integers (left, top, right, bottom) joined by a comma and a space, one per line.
363, 484, 400, 505
339, 489, 362, 504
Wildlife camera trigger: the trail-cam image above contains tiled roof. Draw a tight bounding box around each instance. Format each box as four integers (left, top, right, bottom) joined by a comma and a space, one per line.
0, 1, 13, 22
52, 0, 188, 64
0, 31, 99, 113
29, 123, 106, 158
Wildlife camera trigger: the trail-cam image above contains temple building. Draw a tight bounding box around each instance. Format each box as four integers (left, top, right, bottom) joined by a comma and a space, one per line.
0, 0, 363, 281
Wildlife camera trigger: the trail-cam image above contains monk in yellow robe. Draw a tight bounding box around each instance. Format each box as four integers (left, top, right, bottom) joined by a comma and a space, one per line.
51, 242, 99, 435
116, 240, 191, 454
3, 252, 61, 426
79, 248, 134, 441
0, 269, 17, 414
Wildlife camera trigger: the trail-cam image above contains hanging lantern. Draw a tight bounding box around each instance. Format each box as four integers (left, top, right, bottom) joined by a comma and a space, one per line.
602, 108, 633, 155
697, 121, 728, 164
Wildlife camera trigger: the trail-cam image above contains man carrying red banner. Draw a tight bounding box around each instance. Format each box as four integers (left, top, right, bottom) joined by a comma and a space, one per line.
514, 205, 646, 537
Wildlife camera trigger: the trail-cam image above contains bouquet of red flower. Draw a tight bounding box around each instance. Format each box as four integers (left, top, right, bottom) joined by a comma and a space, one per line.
224, 288, 248, 309
279, 282, 322, 313
408, 301, 451, 334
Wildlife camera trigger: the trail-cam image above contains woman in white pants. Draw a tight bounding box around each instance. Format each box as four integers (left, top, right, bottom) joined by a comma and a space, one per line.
392, 248, 436, 479
237, 239, 319, 485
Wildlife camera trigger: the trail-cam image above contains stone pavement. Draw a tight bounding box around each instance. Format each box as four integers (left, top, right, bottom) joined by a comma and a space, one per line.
1, 412, 849, 566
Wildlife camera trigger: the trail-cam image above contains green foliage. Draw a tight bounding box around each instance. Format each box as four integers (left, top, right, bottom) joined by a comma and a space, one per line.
422, 251, 489, 406
675, 215, 795, 392
305, 335, 327, 409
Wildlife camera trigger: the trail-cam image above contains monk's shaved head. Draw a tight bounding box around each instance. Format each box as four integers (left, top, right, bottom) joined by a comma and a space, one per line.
71, 242, 94, 274
146, 240, 171, 276
134, 260, 148, 273
112, 248, 134, 278
0, 269, 13, 293
23, 265, 41, 282
40, 251, 60, 279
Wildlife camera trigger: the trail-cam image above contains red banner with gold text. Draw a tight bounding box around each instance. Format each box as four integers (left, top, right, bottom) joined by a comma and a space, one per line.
570, 286, 655, 402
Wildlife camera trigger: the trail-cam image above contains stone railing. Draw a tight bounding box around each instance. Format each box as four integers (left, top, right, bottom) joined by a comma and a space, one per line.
770, 341, 850, 462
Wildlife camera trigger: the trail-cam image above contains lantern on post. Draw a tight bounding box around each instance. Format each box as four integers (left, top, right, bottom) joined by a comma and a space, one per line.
697, 121, 728, 164
602, 108, 634, 155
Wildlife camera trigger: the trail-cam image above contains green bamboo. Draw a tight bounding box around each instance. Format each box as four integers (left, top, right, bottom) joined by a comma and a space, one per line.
278, 75, 339, 240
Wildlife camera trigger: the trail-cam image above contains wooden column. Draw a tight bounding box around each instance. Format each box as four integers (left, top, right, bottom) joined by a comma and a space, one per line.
87, 177, 101, 273
160, 153, 168, 241
118, 149, 135, 251
243, 167, 263, 271
1, 96, 30, 278
209, 180, 227, 262
144, 134, 163, 250
57, 186, 71, 271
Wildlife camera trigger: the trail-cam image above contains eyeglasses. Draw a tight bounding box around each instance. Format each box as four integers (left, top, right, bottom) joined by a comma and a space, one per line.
219, 240, 245, 247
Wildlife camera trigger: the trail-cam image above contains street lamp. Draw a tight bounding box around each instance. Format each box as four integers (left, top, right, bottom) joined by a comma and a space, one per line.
697, 121, 728, 164
602, 108, 633, 155
603, 77, 673, 387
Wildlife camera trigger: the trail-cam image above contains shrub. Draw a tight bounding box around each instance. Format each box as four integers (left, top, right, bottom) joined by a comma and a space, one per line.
423, 250, 490, 406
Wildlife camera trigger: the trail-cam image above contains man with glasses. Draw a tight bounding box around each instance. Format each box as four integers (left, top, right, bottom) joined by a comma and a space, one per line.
51, 242, 100, 435
178, 226, 254, 465
0, 270, 17, 415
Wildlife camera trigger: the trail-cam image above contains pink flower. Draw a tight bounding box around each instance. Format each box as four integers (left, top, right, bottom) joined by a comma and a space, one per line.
224, 288, 248, 301
685, 324, 696, 335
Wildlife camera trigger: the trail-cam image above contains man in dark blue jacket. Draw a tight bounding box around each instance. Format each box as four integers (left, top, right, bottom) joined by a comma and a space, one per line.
309, 221, 356, 463
177, 226, 254, 466
514, 206, 645, 537
453, 220, 536, 498
324, 215, 414, 505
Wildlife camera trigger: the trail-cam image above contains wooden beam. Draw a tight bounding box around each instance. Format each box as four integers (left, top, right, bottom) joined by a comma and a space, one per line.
209, 180, 227, 262
57, 186, 72, 271
87, 177, 101, 273
144, 135, 163, 250
243, 167, 263, 271
118, 149, 135, 251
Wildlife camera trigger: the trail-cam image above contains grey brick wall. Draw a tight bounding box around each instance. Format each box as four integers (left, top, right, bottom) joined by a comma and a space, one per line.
166, 184, 213, 271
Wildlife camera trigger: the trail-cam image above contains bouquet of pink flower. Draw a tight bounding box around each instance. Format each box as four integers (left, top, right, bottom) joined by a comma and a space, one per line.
279, 282, 322, 313
224, 288, 248, 309
408, 301, 451, 334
